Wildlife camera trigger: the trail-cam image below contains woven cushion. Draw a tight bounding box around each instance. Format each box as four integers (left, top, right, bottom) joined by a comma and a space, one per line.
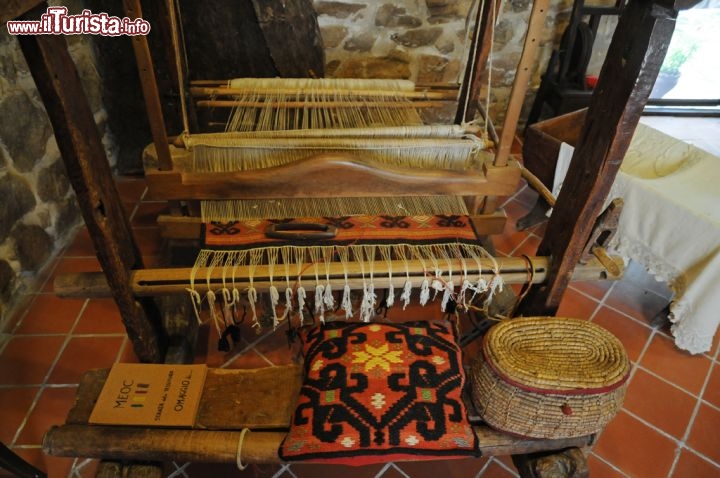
279, 321, 477, 464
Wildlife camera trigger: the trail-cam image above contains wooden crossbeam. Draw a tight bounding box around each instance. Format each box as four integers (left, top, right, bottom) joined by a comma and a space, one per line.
54, 255, 621, 299
144, 156, 520, 201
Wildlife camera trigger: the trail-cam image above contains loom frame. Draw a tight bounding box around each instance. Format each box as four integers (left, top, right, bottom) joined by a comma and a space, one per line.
1, 0, 697, 475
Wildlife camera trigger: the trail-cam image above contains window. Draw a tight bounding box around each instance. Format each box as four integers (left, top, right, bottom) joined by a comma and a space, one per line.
646, 0, 720, 115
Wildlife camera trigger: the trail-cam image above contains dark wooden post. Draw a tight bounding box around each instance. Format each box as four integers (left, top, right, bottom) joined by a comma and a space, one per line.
517, 0, 699, 316
455, 0, 503, 124
16, 2, 166, 362
122, 0, 173, 171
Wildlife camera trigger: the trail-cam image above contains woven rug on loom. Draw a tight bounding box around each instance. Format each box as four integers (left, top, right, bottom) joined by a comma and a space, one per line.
202, 215, 479, 250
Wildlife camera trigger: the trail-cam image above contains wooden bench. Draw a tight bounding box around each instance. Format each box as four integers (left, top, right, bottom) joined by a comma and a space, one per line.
44, 366, 594, 471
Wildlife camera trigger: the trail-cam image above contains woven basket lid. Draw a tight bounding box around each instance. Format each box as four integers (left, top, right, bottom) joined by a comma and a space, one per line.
482, 317, 630, 394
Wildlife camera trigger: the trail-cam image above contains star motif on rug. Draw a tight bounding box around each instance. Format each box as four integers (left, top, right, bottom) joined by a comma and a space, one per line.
352, 343, 404, 372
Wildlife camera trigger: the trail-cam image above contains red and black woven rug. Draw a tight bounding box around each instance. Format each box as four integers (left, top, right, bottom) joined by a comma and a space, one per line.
203, 215, 479, 249
279, 321, 478, 464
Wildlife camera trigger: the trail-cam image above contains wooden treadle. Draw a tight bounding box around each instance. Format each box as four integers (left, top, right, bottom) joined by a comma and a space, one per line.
44, 366, 594, 465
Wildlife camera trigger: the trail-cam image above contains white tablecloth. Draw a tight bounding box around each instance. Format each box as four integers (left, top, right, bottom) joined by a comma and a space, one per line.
607, 123, 720, 354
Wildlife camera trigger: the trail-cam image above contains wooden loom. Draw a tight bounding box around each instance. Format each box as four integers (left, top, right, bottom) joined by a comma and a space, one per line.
2, 0, 694, 474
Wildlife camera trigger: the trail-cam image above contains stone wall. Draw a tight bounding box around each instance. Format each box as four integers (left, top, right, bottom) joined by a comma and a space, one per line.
0, 1, 113, 331
313, 0, 474, 122
312, 0, 593, 124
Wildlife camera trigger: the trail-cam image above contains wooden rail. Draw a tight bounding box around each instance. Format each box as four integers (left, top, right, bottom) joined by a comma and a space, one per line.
54, 255, 622, 299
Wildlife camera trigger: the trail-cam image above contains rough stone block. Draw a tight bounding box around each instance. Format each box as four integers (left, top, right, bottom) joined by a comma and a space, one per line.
11, 224, 54, 271
320, 26, 349, 48
333, 56, 411, 79
0, 92, 52, 173
435, 37, 455, 54
425, 0, 471, 21
391, 27, 443, 48
375, 5, 422, 28
417, 54, 449, 83
344, 32, 375, 52
0, 259, 14, 302
314, 1, 366, 18
0, 173, 36, 243
509, 0, 533, 13
37, 159, 70, 202
494, 19, 516, 46
54, 197, 81, 238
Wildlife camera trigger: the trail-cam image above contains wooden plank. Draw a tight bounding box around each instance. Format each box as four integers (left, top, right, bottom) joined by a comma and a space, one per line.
67, 369, 110, 425
68, 366, 302, 429
145, 156, 521, 201
16, 3, 165, 363
473, 427, 592, 457
53, 255, 622, 299
44, 423, 592, 464
44, 425, 286, 465
196, 367, 302, 430
518, 0, 697, 316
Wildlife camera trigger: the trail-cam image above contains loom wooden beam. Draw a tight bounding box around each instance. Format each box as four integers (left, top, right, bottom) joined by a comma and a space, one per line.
518, 0, 700, 316
122, 0, 173, 171
190, 80, 459, 91
16, 3, 166, 363
495, 0, 551, 169
190, 86, 460, 100
53, 255, 622, 299
456, 0, 503, 124
195, 99, 449, 109
45, 426, 286, 465
44, 367, 593, 465
521, 167, 556, 208
144, 155, 521, 201
44, 424, 593, 466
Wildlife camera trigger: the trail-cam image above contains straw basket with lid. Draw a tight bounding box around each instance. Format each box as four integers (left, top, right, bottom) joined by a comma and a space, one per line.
469, 316, 630, 439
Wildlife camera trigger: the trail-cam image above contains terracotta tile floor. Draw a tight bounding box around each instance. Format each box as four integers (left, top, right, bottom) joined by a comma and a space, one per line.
2, 144, 720, 477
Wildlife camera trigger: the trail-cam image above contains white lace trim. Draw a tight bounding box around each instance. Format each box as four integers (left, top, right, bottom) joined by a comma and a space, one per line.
610, 235, 685, 292
610, 235, 711, 355
671, 318, 713, 355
